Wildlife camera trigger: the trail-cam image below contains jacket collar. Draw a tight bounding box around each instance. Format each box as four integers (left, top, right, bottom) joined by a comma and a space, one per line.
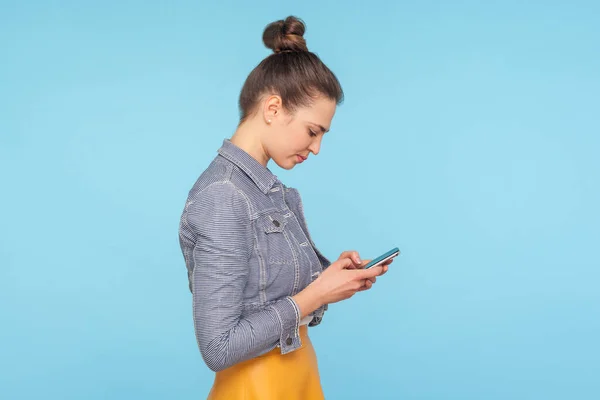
217, 139, 278, 194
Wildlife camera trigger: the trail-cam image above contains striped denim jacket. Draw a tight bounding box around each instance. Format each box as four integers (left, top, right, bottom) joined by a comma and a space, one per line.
178, 139, 332, 372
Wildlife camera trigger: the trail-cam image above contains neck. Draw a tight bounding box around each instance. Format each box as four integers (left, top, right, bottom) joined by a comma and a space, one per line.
230, 120, 270, 167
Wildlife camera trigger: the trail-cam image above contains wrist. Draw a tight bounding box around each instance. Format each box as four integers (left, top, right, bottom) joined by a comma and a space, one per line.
292, 283, 324, 320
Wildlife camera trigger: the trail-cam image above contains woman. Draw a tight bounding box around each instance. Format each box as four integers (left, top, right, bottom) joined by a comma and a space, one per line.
178, 16, 392, 400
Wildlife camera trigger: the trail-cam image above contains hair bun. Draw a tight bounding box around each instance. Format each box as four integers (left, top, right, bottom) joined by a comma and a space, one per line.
262, 16, 308, 54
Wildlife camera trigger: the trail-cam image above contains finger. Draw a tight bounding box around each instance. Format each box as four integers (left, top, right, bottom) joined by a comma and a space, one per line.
357, 279, 372, 292
339, 250, 362, 266
355, 265, 384, 279
378, 259, 393, 275
337, 257, 354, 269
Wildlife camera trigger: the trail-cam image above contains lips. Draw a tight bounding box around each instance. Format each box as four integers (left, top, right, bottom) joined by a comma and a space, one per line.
296, 155, 305, 163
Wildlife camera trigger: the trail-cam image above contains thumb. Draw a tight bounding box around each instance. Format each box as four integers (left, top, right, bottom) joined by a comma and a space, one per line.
355, 265, 383, 279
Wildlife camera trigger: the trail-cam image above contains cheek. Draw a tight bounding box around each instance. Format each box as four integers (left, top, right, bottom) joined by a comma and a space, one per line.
278, 131, 304, 154
292, 130, 312, 149
272, 133, 297, 159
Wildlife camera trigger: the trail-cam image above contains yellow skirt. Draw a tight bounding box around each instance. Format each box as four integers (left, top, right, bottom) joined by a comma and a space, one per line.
207, 324, 325, 400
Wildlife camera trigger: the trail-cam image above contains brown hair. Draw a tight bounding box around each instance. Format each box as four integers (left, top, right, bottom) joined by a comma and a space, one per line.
238, 16, 344, 123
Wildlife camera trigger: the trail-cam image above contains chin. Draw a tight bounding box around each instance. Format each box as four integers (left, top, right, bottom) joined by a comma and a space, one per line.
272, 157, 295, 170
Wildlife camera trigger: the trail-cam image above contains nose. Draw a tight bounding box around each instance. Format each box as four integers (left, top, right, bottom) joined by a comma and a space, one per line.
308, 137, 322, 155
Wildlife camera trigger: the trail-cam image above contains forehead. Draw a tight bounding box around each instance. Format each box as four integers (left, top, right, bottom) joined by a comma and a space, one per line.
295, 96, 336, 125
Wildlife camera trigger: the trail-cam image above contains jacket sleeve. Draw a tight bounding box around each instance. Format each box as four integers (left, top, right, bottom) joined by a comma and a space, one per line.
185, 181, 302, 372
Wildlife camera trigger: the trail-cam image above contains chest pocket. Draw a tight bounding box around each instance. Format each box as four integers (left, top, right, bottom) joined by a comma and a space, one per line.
259, 212, 295, 265
257, 211, 296, 298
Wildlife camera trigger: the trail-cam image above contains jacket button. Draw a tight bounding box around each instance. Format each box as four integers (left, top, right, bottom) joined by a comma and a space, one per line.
286, 337, 293, 345
273, 220, 281, 227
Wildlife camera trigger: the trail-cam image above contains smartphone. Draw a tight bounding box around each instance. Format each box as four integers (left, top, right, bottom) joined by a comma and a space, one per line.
364, 247, 400, 269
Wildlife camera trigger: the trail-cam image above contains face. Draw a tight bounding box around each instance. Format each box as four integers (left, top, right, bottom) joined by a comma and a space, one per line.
262, 95, 336, 170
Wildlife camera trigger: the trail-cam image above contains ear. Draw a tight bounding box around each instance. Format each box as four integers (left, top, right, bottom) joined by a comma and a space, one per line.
262, 94, 283, 125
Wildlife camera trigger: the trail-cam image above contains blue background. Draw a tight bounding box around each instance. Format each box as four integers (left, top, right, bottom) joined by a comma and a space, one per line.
1, 1, 599, 399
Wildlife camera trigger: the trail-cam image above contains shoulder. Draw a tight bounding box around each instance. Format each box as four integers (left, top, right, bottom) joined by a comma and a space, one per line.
187, 157, 233, 198
192, 180, 249, 213
184, 180, 251, 233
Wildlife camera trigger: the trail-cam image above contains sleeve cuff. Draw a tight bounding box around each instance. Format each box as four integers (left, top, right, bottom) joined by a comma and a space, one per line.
308, 303, 328, 327
271, 296, 302, 354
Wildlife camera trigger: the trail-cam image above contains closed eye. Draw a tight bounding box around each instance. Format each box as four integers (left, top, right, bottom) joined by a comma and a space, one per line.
308, 129, 318, 137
